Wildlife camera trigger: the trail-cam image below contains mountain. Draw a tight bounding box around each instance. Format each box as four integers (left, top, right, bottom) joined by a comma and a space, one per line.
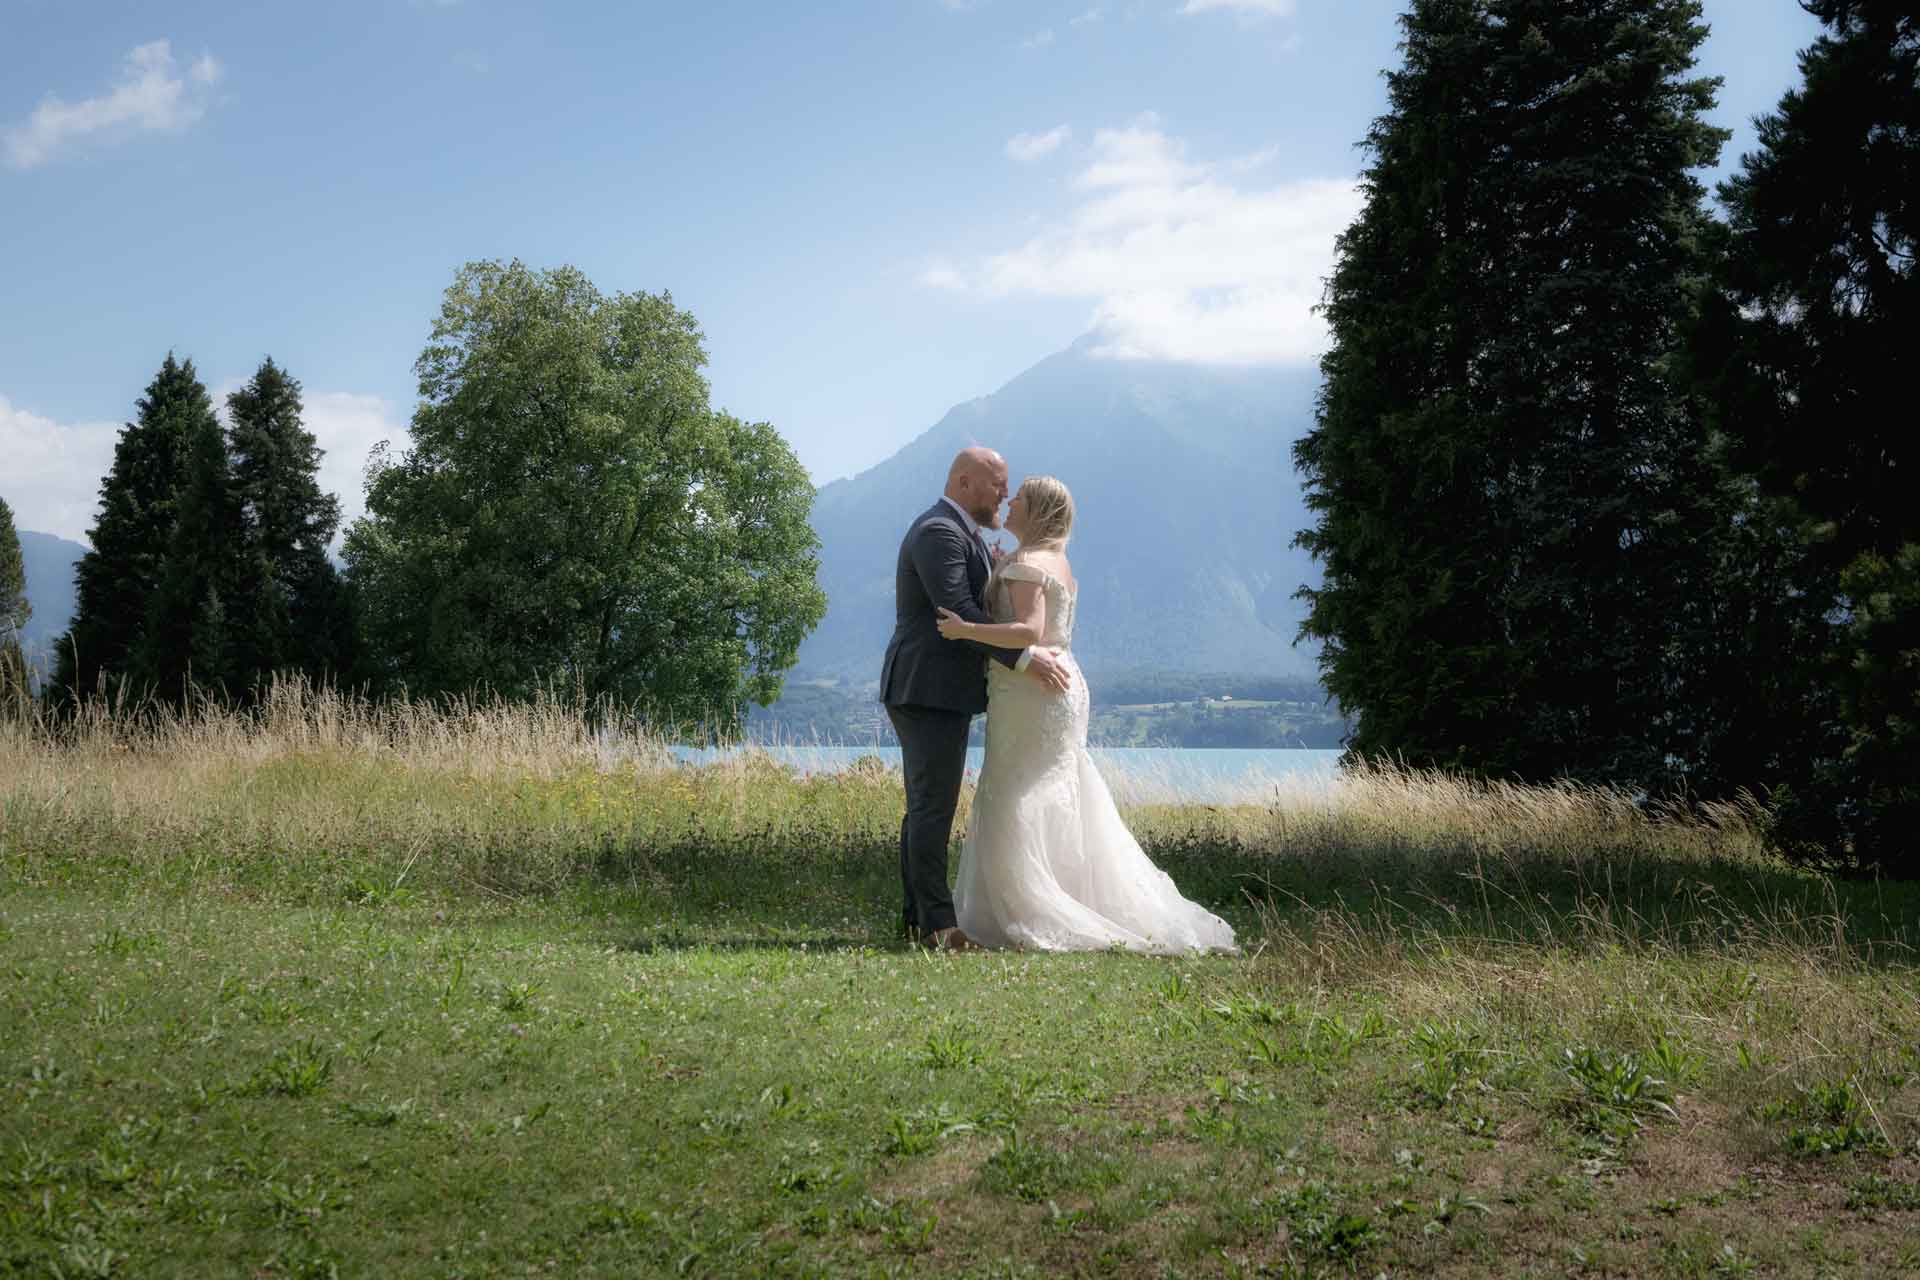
17, 530, 86, 671
798, 337, 1325, 687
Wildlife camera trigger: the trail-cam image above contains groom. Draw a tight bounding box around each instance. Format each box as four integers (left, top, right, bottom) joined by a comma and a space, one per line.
881, 447, 1071, 950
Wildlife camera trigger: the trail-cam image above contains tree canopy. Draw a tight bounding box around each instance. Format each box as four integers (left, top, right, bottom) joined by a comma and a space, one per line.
1295, 0, 1732, 792
50, 354, 216, 707
343, 260, 826, 729
224, 357, 352, 690
1689, 0, 1919, 867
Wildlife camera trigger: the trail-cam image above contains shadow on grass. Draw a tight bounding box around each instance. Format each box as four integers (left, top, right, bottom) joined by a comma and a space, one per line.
1153, 834, 1920, 965
593, 830, 1920, 966
609, 932, 891, 955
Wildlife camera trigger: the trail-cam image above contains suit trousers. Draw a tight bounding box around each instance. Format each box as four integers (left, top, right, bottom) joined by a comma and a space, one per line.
886, 702, 974, 937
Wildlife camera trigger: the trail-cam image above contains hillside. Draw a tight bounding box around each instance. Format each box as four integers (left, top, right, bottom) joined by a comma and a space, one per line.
797, 336, 1325, 686
16, 529, 86, 673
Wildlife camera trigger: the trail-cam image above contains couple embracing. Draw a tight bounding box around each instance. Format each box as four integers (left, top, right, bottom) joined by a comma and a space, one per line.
880, 446, 1237, 956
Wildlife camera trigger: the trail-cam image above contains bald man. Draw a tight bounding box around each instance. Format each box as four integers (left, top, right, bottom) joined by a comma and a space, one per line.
881, 447, 1072, 950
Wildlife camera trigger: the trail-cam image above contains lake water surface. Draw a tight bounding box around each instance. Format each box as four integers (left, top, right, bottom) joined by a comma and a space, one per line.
670, 745, 1345, 805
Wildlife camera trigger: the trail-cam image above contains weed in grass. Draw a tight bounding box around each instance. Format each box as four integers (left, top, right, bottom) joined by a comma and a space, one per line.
89, 924, 157, 957
879, 1104, 974, 1158
439, 952, 466, 1009
243, 1038, 334, 1098
268, 1241, 344, 1280
776, 1155, 842, 1195
1427, 1191, 1492, 1230
86, 1129, 141, 1189
698, 1106, 752, 1140
260, 1171, 336, 1229
1845, 1174, 1920, 1212
53, 1225, 125, 1280
982, 1127, 1075, 1203
334, 1097, 412, 1128
498, 979, 542, 1013
1661, 1236, 1760, 1277
876, 1199, 940, 1254
346, 878, 418, 909
1208, 994, 1297, 1026
1645, 1032, 1704, 1089
1784, 1119, 1879, 1156
1267, 1180, 1378, 1262
1562, 1045, 1677, 1137
1763, 1075, 1890, 1156
919, 1029, 983, 1070
1408, 1020, 1491, 1109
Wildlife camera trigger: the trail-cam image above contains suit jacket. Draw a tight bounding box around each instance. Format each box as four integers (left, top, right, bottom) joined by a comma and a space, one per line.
880, 500, 1024, 713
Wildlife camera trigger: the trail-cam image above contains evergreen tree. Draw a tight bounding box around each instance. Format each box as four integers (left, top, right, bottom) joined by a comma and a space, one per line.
0, 495, 30, 705
224, 357, 350, 692
49, 355, 217, 708
131, 412, 242, 702
1691, 0, 1918, 869
1294, 0, 1731, 790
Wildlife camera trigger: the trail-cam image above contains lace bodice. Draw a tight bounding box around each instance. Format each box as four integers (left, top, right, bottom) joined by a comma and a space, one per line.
989, 560, 1076, 650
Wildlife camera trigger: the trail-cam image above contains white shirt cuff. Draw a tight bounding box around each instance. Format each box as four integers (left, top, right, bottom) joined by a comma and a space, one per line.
1014, 648, 1033, 673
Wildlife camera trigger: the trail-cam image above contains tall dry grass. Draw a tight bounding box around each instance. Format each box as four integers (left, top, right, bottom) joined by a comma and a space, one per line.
3, 677, 1915, 966
1, 678, 890, 899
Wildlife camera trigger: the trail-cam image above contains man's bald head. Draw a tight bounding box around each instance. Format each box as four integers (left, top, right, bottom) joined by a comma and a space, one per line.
945, 447, 1009, 530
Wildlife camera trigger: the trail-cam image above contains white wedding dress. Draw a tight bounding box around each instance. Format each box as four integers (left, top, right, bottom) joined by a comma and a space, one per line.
954, 560, 1238, 955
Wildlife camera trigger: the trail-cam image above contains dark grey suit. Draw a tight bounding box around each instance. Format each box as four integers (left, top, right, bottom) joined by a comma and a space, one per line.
881, 500, 1023, 937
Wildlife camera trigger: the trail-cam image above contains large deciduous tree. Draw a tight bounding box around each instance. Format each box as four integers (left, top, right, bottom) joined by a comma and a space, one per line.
0, 495, 30, 704
50, 355, 217, 707
1294, 0, 1732, 791
343, 260, 826, 729
1690, 0, 1918, 870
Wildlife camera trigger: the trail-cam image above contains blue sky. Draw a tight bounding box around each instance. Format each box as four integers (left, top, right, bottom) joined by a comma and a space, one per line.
2, 0, 1823, 546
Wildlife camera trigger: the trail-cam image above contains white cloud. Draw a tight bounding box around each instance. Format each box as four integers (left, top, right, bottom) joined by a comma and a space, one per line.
1070, 8, 1104, 25
0, 396, 122, 545
4, 40, 223, 170
919, 261, 967, 290
0, 387, 408, 549
1005, 125, 1071, 163
927, 115, 1362, 365
305, 392, 411, 541
1020, 28, 1056, 49
1179, 0, 1295, 15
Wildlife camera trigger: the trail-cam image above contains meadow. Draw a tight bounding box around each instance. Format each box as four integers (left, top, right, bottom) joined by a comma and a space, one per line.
3, 685, 1918, 1278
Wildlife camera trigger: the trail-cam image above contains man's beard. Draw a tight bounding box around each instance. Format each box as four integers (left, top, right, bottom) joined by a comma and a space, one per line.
971, 499, 1002, 529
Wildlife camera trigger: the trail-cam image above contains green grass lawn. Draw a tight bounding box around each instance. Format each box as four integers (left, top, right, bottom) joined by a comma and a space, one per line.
4, 690, 1920, 1277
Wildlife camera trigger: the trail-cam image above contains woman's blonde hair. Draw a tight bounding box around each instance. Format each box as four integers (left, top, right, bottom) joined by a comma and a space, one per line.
1017, 475, 1075, 548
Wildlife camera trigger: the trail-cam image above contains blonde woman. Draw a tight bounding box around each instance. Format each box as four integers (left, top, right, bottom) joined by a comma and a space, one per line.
936, 476, 1237, 954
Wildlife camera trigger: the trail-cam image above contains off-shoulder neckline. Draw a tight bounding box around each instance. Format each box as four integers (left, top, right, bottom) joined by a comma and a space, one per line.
997, 558, 1078, 599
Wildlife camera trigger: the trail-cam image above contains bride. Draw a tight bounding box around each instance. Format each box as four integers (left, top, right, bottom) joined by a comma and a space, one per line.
935, 476, 1238, 955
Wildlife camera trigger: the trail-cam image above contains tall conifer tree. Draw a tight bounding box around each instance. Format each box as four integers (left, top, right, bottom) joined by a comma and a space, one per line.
1295, 0, 1730, 789
224, 358, 350, 691
50, 355, 217, 707
1693, 0, 1918, 868
0, 495, 30, 703
132, 412, 242, 701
